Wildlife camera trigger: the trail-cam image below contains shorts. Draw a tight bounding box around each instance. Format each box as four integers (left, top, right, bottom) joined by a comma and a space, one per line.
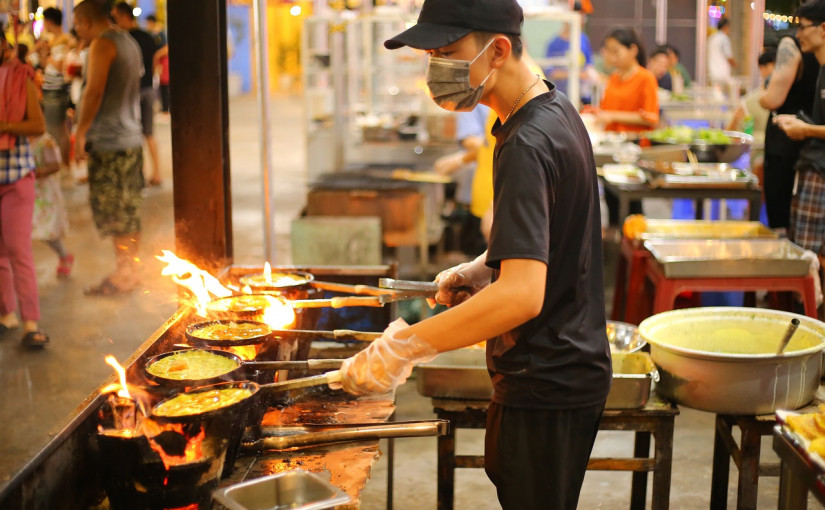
790, 167, 825, 256
140, 88, 156, 136
88, 146, 143, 237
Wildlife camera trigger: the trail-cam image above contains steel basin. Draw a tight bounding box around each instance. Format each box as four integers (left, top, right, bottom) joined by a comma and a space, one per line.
639, 307, 825, 415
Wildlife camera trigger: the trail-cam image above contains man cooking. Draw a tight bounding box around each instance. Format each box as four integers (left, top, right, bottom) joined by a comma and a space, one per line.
332, 1, 611, 508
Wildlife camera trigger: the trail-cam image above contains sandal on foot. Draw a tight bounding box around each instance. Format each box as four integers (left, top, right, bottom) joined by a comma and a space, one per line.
84, 278, 133, 297
0, 323, 19, 335
22, 330, 49, 348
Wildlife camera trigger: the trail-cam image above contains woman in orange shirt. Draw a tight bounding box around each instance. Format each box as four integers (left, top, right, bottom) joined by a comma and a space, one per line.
596, 28, 658, 224
597, 28, 659, 132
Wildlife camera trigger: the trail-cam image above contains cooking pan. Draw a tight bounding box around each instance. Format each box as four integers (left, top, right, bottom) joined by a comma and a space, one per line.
185, 320, 382, 347
143, 348, 344, 388
149, 373, 342, 474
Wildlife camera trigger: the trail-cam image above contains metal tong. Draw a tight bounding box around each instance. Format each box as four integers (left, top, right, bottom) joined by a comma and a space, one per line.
289, 279, 437, 308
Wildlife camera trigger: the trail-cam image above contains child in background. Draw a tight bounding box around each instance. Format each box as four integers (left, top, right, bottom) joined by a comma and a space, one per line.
31, 133, 73, 277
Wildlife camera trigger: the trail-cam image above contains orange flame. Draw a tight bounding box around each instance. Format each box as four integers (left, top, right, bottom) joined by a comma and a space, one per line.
261, 295, 296, 329
225, 345, 260, 361
142, 420, 207, 469
156, 250, 233, 315
104, 355, 131, 399
263, 261, 272, 282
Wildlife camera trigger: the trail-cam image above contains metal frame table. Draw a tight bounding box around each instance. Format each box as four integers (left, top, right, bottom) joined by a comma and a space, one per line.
431, 393, 679, 510
601, 179, 761, 227
773, 426, 825, 510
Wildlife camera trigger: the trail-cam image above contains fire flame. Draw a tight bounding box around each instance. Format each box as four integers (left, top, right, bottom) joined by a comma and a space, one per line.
261, 295, 296, 329
156, 250, 232, 315
263, 261, 272, 282
104, 355, 131, 399
142, 420, 207, 469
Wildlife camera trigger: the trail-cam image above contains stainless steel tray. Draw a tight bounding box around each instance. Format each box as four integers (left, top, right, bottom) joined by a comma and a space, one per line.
605, 352, 658, 409
648, 170, 757, 189
644, 239, 810, 278
637, 220, 777, 241
415, 346, 656, 408
213, 470, 350, 510
416, 349, 492, 400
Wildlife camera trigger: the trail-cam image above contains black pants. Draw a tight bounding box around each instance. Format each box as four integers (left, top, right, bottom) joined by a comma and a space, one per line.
764, 153, 799, 230
484, 401, 605, 510
159, 84, 171, 113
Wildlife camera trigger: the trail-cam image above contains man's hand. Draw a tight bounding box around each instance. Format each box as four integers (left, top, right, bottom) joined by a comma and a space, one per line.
333, 318, 438, 395
775, 114, 809, 141
432, 254, 492, 308
74, 131, 87, 163
433, 151, 467, 176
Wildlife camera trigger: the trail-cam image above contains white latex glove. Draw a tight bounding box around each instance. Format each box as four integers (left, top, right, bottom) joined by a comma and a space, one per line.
431, 253, 492, 308
333, 318, 438, 395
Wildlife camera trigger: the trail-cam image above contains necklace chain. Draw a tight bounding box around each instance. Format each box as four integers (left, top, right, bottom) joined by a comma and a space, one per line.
505, 74, 541, 122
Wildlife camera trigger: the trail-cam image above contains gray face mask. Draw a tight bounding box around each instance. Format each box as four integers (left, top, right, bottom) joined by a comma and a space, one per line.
426, 39, 495, 112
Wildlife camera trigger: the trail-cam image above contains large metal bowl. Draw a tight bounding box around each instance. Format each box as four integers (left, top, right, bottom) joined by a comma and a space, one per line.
639, 307, 825, 415
650, 130, 752, 163
607, 321, 646, 353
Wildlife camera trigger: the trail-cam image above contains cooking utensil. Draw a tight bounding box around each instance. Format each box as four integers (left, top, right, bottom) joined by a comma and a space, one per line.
605, 352, 659, 409
143, 348, 344, 388
212, 470, 350, 510
776, 318, 801, 355
242, 419, 449, 451
639, 307, 825, 415
378, 278, 439, 292
606, 321, 646, 353
186, 321, 382, 347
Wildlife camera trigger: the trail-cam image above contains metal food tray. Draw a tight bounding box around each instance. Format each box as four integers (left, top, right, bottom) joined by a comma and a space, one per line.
213, 470, 350, 510
415, 348, 657, 409
638, 220, 777, 241
648, 170, 757, 189
644, 239, 810, 278
605, 352, 658, 410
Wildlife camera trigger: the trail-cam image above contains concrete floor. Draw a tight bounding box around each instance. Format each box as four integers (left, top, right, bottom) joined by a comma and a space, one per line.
0, 93, 823, 509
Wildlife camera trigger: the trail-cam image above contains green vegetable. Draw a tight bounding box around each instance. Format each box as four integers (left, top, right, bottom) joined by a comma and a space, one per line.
648, 127, 732, 145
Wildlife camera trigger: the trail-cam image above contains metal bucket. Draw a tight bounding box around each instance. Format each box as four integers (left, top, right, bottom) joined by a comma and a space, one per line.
639, 307, 825, 415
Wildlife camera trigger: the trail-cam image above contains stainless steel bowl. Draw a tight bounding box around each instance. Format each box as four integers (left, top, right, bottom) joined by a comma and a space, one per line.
639, 307, 825, 415
689, 131, 753, 163
607, 321, 646, 353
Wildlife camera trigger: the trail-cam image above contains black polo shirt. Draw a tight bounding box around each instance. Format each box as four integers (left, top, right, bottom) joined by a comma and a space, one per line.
486, 81, 612, 409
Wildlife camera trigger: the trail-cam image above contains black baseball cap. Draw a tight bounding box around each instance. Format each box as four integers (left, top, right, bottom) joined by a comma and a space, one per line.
384, 0, 523, 51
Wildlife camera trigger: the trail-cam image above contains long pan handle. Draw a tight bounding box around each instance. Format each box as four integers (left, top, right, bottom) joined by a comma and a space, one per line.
246, 420, 450, 451
260, 370, 342, 394
290, 297, 383, 308
243, 359, 344, 371
309, 281, 390, 296
379, 278, 439, 292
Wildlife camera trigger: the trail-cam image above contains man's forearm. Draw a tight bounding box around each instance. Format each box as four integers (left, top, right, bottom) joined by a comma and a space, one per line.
76, 89, 104, 136
804, 124, 825, 140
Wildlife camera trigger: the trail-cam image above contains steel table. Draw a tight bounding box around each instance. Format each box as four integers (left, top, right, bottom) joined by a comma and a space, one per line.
431, 392, 679, 510
601, 179, 761, 227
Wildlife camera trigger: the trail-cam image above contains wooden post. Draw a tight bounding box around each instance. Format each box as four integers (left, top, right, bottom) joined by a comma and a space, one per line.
167, 0, 233, 271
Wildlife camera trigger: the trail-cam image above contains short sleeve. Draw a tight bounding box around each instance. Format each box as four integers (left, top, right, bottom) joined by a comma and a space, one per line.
486, 143, 553, 269
641, 73, 660, 122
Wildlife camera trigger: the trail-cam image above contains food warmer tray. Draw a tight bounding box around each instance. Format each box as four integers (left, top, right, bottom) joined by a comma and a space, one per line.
647, 170, 758, 189
644, 238, 810, 278
637, 220, 776, 241
416, 349, 657, 409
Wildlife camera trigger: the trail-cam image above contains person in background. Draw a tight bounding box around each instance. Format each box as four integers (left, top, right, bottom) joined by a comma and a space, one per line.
73, 0, 144, 296
31, 133, 72, 277
707, 17, 736, 88
727, 49, 775, 199
760, 35, 819, 234
648, 46, 672, 91
38, 7, 73, 168
0, 30, 49, 348
663, 43, 691, 93
145, 14, 169, 118
433, 105, 489, 253
111, 2, 162, 187
776, 0, 825, 280
595, 28, 658, 225
544, 17, 593, 103
335, 1, 612, 508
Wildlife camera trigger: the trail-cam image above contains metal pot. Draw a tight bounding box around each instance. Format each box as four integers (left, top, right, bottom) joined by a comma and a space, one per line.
639, 307, 825, 415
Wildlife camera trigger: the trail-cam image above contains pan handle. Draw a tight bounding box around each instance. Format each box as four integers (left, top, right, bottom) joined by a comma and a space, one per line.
309, 281, 390, 296
248, 420, 450, 451
259, 370, 342, 394
243, 359, 345, 371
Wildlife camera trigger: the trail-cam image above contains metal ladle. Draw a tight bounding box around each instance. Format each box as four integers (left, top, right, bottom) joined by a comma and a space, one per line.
776, 318, 801, 355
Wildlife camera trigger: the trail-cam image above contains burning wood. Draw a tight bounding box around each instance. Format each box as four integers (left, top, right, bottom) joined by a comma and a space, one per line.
100, 356, 149, 433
